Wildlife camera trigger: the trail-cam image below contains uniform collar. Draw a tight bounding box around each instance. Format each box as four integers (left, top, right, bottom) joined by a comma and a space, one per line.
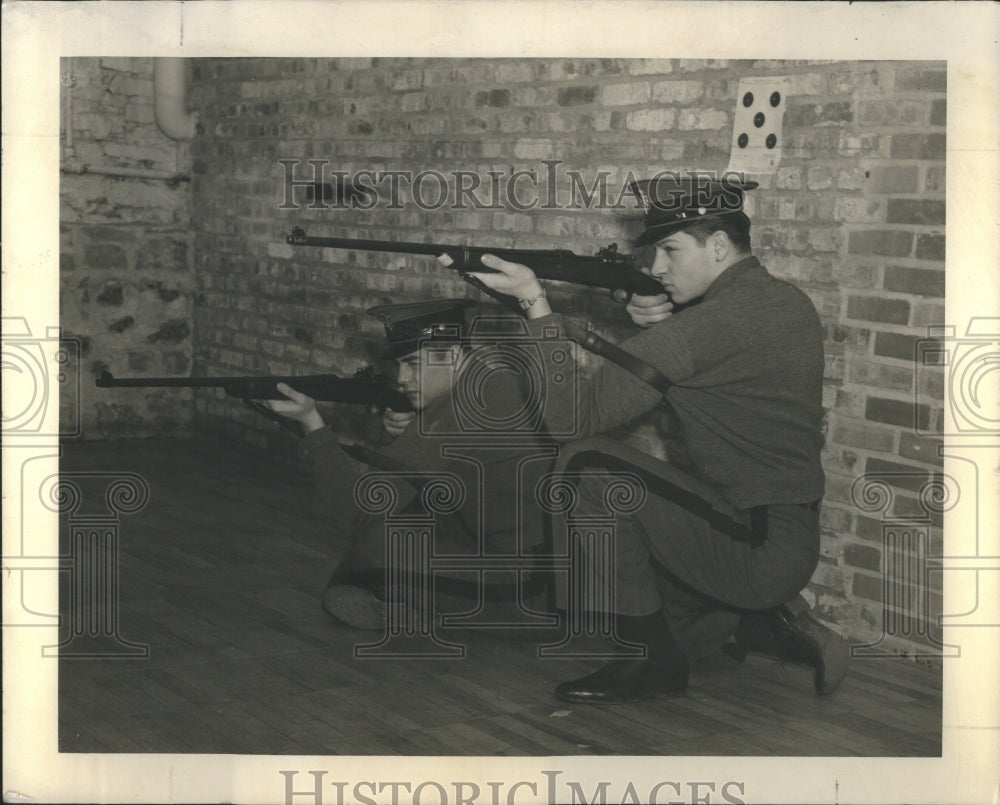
701, 255, 762, 302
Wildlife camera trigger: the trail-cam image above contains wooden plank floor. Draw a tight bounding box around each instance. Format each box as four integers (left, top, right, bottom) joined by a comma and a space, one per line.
58, 438, 942, 756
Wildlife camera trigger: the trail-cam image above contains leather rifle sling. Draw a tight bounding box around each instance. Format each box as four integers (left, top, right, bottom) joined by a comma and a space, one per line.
561, 320, 768, 546
562, 319, 673, 395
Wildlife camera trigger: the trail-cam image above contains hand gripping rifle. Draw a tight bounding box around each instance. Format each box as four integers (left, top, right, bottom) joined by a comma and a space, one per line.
286, 227, 665, 302
96, 366, 413, 434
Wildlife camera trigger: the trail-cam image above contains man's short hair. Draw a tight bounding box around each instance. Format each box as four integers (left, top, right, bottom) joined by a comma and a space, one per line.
675, 211, 752, 253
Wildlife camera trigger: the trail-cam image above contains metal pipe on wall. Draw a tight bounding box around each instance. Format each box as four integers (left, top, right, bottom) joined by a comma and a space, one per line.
60, 59, 195, 182
153, 58, 197, 141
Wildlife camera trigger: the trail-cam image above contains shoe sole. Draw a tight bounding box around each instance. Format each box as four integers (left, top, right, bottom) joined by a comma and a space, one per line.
322, 586, 386, 630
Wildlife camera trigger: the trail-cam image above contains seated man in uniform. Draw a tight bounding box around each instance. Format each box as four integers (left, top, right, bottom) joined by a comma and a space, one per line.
462, 174, 849, 702
267, 299, 555, 631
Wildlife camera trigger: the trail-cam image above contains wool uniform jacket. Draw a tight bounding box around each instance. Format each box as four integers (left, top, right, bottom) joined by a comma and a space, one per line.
525, 255, 826, 512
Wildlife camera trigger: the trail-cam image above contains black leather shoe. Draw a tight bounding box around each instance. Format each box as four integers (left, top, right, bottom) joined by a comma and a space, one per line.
554, 658, 689, 704
744, 606, 848, 696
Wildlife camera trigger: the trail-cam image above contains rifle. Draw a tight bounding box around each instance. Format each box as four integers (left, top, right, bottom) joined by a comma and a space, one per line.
285, 227, 665, 300
95, 366, 413, 414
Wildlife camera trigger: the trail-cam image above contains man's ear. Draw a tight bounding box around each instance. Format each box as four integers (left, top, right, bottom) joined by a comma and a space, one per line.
710, 230, 731, 262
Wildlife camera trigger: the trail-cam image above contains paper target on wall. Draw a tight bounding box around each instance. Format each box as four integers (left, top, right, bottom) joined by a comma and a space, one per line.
726, 76, 789, 175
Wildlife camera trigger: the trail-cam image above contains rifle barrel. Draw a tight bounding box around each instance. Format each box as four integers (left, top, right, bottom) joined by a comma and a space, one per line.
96, 372, 228, 388
287, 227, 664, 297
288, 228, 569, 263
96, 371, 413, 412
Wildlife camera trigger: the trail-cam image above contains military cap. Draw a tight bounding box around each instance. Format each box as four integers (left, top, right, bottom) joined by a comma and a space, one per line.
630, 173, 758, 246
367, 298, 477, 358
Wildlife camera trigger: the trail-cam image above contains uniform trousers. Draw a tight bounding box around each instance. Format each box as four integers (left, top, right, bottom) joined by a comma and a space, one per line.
553, 437, 820, 658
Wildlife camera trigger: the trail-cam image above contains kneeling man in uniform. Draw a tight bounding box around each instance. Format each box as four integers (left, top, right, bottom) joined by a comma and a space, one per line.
464, 174, 849, 703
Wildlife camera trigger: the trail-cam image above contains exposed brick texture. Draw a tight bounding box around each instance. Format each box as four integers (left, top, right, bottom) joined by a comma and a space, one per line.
890, 133, 946, 160
60, 57, 195, 438
846, 295, 911, 325
847, 230, 914, 258
866, 397, 933, 430
883, 266, 945, 297
59, 57, 948, 660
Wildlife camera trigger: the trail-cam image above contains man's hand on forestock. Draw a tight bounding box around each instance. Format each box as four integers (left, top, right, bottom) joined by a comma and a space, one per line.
266, 382, 326, 434
458, 254, 553, 319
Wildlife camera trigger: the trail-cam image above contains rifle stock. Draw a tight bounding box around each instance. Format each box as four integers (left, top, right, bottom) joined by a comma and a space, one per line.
286, 227, 665, 298
96, 368, 413, 413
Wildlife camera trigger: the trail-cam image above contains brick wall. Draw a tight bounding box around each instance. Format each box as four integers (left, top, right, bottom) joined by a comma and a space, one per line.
181, 58, 945, 655
60, 57, 195, 438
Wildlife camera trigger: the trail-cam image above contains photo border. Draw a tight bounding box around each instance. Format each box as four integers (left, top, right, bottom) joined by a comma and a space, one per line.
3, 2, 998, 803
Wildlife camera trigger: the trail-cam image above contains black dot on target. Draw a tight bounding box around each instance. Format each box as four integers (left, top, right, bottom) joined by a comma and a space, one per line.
770, 91, 781, 107
754, 112, 766, 128
742, 92, 754, 107
737, 133, 749, 148
765, 133, 777, 149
